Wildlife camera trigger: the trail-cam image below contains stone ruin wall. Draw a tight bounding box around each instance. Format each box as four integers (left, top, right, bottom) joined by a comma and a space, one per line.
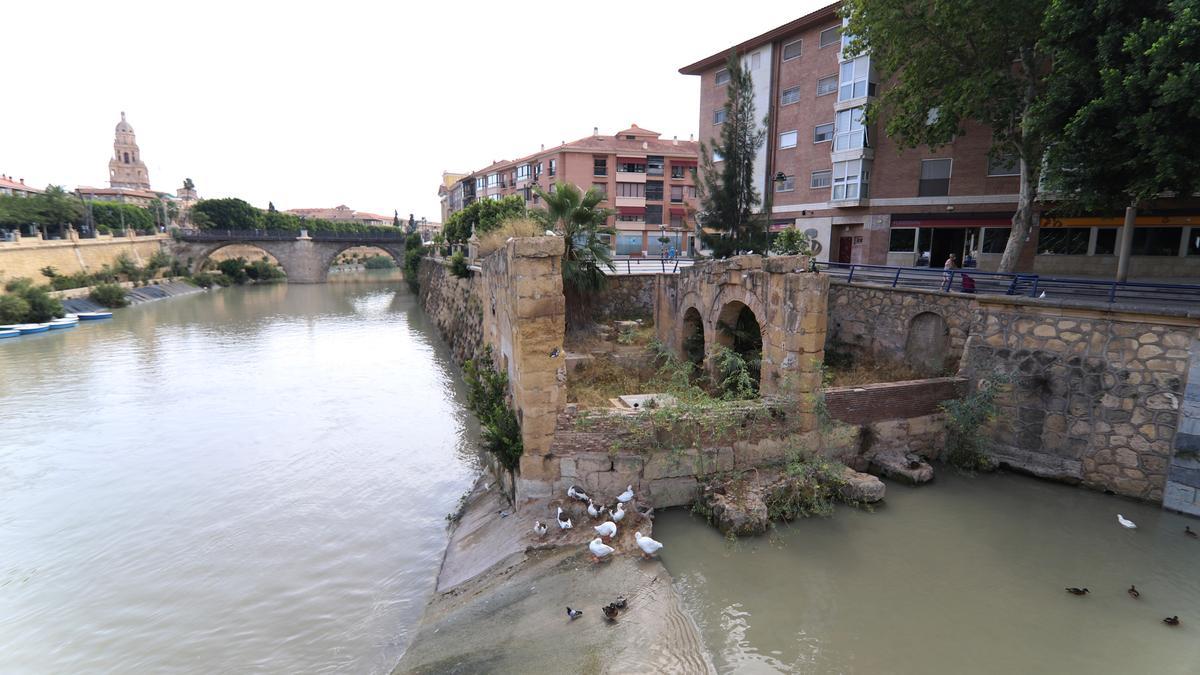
418, 257, 483, 365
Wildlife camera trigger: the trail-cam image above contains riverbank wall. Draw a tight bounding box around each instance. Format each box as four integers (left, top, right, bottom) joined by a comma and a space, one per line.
58, 280, 205, 313
417, 258, 483, 365
0, 234, 166, 282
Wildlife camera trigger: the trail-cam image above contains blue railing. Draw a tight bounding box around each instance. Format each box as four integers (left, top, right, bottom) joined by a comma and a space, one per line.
816, 261, 1200, 307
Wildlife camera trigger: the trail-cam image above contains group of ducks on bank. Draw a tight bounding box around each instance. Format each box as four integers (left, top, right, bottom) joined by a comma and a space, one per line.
1064, 516, 1196, 627
531, 484, 664, 562
566, 596, 628, 623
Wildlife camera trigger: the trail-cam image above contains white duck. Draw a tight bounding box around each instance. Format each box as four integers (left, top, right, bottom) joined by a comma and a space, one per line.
557, 506, 573, 530
587, 500, 604, 519
589, 537, 615, 562
594, 520, 617, 541
1117, 514, 1137, 529
635, 531, 663, 558
567, 485, 590, 502
617, 485, 635, 503
611, 502, 626, 523
533, 521, 548, 537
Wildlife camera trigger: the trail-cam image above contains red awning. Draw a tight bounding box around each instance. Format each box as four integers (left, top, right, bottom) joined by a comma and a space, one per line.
669, 207, 687, 215
618, 206, 646, 215
616, 156, 647, 163
671, 159, 698, 166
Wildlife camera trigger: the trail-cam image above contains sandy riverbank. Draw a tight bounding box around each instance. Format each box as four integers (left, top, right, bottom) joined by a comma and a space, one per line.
394, 479, 714, 674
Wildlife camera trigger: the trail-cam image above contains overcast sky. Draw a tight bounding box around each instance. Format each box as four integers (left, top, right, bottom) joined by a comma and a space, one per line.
2, 1, 827, 220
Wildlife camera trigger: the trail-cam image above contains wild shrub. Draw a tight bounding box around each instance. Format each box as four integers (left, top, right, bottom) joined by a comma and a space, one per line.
462, 348, 524, 471
89, 283, 129, 308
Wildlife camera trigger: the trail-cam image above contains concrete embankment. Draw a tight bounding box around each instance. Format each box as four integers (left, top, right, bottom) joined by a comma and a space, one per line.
59, 280, 205, 313
395, 480, 714, 675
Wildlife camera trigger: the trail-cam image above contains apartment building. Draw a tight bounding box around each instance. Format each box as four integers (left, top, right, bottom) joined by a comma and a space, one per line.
681, 2, 1200, 277
448, 124, 701, 257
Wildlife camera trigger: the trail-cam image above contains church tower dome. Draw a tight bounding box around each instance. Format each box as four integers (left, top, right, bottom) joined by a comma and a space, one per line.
109, 111, 152, 190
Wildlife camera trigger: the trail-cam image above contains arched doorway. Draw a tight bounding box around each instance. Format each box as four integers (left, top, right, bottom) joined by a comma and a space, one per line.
682, 307, 705, 370
905, 311, 949, 376
714, 301, 763, 397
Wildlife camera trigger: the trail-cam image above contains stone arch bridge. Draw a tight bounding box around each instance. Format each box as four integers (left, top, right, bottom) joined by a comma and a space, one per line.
168, 229, 408, 283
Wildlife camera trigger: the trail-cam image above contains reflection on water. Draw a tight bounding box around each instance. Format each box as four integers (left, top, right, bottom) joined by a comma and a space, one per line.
659, 471, 1200, 674
0, 283, 480, 673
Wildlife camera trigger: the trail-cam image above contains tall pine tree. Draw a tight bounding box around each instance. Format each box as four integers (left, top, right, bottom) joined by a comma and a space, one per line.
697, 52, 767, 257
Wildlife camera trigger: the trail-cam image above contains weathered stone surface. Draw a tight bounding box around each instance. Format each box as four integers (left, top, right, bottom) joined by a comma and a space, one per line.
839, 468, 886, 503
646, 476, 699, 508
868, 450, 934, 485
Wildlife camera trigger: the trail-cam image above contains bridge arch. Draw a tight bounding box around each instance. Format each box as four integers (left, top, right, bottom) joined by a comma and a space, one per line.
167, 232, 408, 283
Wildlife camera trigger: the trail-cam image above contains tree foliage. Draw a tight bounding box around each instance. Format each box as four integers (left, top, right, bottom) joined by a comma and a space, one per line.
1037, 0, 1200, 212
191, 198, 263, 230
0, 186, 84, 236
697, 52, 767, 257
530, 183, 615, 295
442, 195, 526, 244
843, 0, 1049, 272
769, 226, 816, 256
91, 202, 154, 232
463, 347, 524, 471
3, 278, 63, 322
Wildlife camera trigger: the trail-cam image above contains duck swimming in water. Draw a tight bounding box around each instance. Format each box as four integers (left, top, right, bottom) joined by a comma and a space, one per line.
1186, 526, 1197, 539
1065, 587, 1089, 595
1128, 585, 1140, 599
1163, 615, 1180, 626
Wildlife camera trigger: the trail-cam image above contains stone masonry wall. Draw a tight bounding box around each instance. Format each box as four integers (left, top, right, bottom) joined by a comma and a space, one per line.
589, 274, 656, 322
961, 298, 1198, 502
417, 257, 483, 365
0, 235, 165, 283
1164, 334, 1200, 515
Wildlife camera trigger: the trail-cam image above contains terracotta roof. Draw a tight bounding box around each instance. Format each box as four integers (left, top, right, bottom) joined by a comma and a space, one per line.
679, 1, 841, 75
0, 176, 42, 193
614, 124, 660, 138
459, 125, 700, 179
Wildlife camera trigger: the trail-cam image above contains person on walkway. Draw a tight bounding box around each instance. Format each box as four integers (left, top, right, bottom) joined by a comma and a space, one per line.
943, 254, 958, 290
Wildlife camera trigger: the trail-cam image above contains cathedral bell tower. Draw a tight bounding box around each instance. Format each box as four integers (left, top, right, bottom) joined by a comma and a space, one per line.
108, 112, 151, 190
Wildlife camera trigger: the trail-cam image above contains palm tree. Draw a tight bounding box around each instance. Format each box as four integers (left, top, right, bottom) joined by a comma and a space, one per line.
530, 183, 615, 295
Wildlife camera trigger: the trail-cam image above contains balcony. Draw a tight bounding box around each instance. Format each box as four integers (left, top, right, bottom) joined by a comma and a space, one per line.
615, 196, 646, 208
615, 170, 647, 184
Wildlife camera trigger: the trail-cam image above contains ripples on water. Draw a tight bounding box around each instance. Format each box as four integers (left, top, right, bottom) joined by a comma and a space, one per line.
661, 471, 1200, 674
0, 282, 480, 673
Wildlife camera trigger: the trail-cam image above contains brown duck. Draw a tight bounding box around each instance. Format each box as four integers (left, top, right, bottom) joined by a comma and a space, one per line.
1128, 585, 1140, 599
1065, 587, 1089, 595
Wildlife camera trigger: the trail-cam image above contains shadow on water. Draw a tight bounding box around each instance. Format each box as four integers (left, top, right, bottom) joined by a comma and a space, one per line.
0, 281, 483, 674
658, 469, 1200, 674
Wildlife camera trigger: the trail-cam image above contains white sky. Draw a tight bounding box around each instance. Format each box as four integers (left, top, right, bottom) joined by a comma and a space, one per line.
2, 0, 828, 220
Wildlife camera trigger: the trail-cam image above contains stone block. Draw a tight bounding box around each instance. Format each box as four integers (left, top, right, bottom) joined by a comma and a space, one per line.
840, 468, 886, 503
612, 454, 644, 475
511, 235, 565, 258
1164, 481, 1200, 515
559, 457, 577, 478
575, 452, 614, 474
519, 455, 561, 482
646, 476, 700, 508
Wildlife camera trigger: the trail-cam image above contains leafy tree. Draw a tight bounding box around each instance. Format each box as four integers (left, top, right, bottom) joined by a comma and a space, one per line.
4, 278, 63, 322
89, 283, 129, 308
0, 294, 30, 323
697, 52, 767, 257
843, 0, 1049, 272
1036, 0, 1200, 279
191, 198, 263, 230
530, 183, 615, 295
770, 226, 815, 256
38, 186, 84, 237
91, 202, 154, 232
403, 231, 424, 293
217, 257, 250, 284
442, 196, 526, 244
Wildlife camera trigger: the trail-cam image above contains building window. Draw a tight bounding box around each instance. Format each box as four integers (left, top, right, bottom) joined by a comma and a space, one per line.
715, 68, 730, 85
889, 228, 916, 252
516, 164, 531, 181
839, 55, 874, 101
781, 86, 800, 106
811, 170, 832, 188
645, 181, 664, 201
535, 163, 543, 178
713, 149, 724, 162
647, 156, 664, 176
475, 177, 485, 191
617, 214, 644, 223
670, 214, 684, 228
688, 186, 698, 198
779, 130, 798, 149
819, 25, 842, 48
591, 157, 604, 176
783, 39, 802, 61
1131, 227, 1183, 256
645, 205, 663, 225
776, 175, 796, 192
832, 159, 869, 200
713, 109, 727, 125
750, 51, 761, 69
486, 173, 500, 188
982, 228, 1011, 253
987, 153, 1020, 176
670, 185, 684, 202
1037, 228, 1090, 255
549, 159, 557, 176
618, 160, 646, 173
1093, 228, 1118, 255
817, 74, 838, 96
918, 159, 952, 197
814, 123, 834, 143
834, 107, 866, 151
592, 182, 607, 197
616, 182, 645, 198
671, 165, 686, 179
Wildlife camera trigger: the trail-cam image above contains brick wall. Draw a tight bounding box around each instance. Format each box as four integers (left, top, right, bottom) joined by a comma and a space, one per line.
825, 377, 965, 425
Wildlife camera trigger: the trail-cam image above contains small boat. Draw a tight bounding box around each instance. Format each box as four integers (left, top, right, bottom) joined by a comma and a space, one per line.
76, 311, 114, 321
48, 318, 78, 330
15, 323, 50, 334
0, 328, 18, 339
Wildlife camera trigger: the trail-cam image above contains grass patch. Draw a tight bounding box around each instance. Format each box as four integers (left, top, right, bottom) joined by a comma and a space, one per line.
825, 351, 929, 387
566, 353, 656, 408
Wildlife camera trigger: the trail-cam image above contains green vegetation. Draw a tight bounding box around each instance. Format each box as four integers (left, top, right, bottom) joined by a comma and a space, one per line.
463, 348, 524, 471
363, 255, 396, 269
941, 376, 1006, 471
88, 283, 129, 308
0, 185, 85, 238
441, 195, 526, 245
712, 345, 758, 400
449, 250, 471, 279
190, 197, 400, 235
764, 450, 848, 521
403, 232, 423, 293
531, 183, 615, 295
697, 52, 767, 257
91, 202, 154, 234
769, 226, 815, 256
2, 278, 63, 322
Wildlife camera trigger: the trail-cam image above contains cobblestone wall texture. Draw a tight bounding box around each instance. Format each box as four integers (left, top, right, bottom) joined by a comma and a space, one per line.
417, 257, 483, 365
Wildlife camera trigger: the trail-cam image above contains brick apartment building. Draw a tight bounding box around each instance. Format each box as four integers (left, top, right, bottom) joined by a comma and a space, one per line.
681, 2, 1199, 278
447, 124, 701, 257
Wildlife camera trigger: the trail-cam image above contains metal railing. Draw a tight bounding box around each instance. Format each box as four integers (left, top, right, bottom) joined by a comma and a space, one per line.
816, 261, 1200, 307
176, 229, 407, 243
608, 257, 696, 275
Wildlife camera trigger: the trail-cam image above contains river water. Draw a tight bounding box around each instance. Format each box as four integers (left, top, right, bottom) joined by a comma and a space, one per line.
658, 471, 1200, 674
0, 281, 480, 673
